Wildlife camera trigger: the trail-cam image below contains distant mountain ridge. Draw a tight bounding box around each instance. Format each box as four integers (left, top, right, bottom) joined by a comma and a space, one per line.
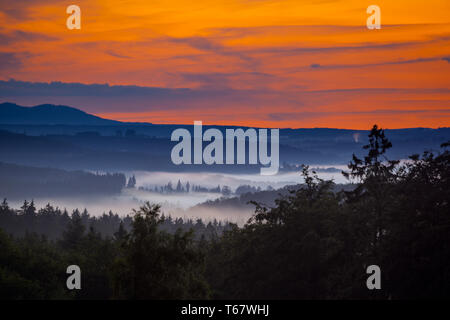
1, 102, 449, 131
0, 102, 123, 125
0, 102, 449, 172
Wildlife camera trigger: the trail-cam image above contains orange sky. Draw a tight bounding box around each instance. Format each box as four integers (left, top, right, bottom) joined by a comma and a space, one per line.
0, 0, 449, 128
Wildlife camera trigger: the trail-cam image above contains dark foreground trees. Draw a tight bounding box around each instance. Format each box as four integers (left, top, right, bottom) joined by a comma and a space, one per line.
206, 125, 450, 299
0, 203, 211, 299
0, 125, 449, 299
111, 202, 209, 299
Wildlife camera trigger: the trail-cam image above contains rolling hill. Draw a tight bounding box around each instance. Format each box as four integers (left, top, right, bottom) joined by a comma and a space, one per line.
0, 102, 122, 125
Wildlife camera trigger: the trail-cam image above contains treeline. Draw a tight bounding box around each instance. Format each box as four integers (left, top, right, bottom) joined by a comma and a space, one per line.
0, 201, 230, 299
139, 181, 276, 196
0, 125, 449, 299
0, 162, 126, 199
139, 180, 232, 195
0, 200, 231, 241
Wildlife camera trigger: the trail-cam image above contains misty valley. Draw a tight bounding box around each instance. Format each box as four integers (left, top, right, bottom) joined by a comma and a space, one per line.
0, 103, 449, 300
3, 102, 432, 222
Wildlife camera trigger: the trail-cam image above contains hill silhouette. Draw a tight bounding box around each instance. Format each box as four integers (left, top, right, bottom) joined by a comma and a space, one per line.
1, 102, 449, 170
0, 102, 122, 125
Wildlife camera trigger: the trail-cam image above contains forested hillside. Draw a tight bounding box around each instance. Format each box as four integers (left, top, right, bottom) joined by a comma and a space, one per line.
0, 162, 126, 199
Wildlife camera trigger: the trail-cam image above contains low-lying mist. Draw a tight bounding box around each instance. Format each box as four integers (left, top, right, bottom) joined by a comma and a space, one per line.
8, 168, 347, 225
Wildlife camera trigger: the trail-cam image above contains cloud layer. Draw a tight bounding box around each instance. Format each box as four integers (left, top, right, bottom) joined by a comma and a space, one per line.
0, 0, 449, 128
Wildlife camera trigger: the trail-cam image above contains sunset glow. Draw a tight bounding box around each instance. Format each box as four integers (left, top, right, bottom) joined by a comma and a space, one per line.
1, 0, 449, 128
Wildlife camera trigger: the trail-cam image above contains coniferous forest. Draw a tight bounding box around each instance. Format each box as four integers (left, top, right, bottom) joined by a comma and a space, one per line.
0, 126, 449, 299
